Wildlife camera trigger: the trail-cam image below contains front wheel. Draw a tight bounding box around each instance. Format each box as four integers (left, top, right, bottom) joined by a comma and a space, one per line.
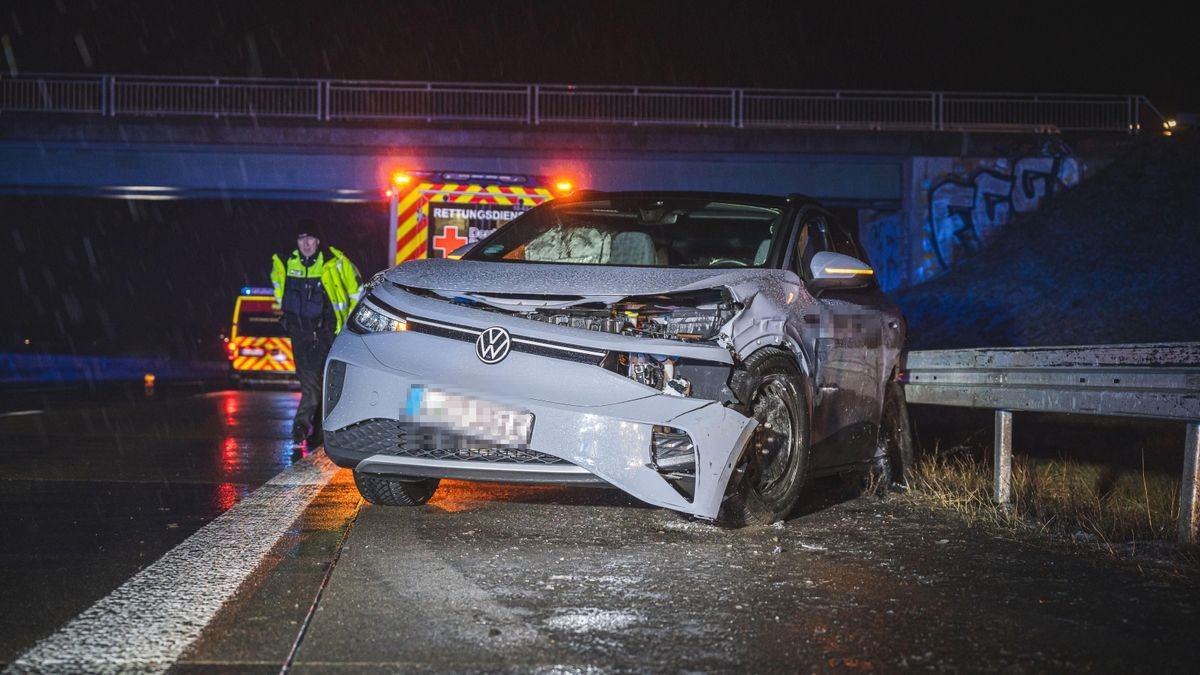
353, 470, 440, 506
721, 349, 811, 526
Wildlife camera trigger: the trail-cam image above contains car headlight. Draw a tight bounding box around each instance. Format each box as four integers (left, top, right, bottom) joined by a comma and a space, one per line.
348, 303, 408, 334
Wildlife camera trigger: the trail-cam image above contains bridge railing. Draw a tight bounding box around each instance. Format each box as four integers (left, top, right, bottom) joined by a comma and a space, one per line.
940, 92, 1145, 133
329, 80, 530, 123
0, 73, 1163, 133
112, 75, 322, 119
0, 73, 105, 114
537, 84, 736, 127
742, 89, 939, 130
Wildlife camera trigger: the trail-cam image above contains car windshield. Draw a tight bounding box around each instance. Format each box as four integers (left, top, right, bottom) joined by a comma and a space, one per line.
463, 197, 785, 268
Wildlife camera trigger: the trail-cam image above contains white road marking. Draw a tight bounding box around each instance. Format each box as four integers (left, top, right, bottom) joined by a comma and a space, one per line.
0, 409, 44, 418
6, 452, 338, 674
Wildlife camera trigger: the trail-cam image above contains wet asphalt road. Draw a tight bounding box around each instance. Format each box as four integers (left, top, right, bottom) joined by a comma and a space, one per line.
180, 480, 1200, 673
0, 383, 306, 664
3, 386, 1199, 672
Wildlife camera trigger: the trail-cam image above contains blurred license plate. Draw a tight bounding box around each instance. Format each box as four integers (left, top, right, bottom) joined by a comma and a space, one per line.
405, 385, 533, 447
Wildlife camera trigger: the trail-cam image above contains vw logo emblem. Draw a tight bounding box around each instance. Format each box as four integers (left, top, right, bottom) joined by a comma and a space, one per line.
475, 326, 512, 364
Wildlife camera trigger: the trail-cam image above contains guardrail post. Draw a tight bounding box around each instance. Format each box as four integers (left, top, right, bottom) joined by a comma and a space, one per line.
1180, 422, 1200, 544
532, 84, 540, 125
994, 410, 1013, 504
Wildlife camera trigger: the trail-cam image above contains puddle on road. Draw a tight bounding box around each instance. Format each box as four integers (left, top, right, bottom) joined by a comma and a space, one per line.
544, 608, 643, 633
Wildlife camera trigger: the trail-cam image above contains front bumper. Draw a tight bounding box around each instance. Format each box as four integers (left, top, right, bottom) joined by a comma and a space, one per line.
323, 324, 755, 519
230, 368, 298, 386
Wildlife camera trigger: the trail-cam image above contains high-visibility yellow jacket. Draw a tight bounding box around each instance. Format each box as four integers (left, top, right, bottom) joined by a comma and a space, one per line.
271, 246, 362, 334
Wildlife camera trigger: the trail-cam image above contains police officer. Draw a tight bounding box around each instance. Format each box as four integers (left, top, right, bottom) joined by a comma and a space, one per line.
271, 219, 362, 445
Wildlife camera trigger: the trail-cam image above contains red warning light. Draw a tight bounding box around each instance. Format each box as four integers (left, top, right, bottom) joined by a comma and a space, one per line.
555, 180, 574, 194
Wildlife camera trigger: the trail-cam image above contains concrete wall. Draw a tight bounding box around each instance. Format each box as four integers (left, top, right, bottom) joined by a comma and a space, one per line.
859, 140, 1102, 291
1, 118, 1131, 292
0, 141, 904, 204
0, 118, 925, 203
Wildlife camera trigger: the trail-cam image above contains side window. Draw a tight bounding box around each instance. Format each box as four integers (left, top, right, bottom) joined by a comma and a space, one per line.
828, 223, 861, 259
793, 216, 831, 281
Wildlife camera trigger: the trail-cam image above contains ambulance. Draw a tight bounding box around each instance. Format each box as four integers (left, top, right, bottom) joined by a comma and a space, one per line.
226, 286, 297, 387
385, 171, 571, 265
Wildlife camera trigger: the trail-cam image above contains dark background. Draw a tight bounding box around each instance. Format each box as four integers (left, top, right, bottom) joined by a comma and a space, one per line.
1, 0, 1196, 114
1, 1, 1194, 362
0, 198, 388, 360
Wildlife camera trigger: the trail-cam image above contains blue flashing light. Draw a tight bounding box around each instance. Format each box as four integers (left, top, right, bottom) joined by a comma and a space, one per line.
241, 286, 274, 296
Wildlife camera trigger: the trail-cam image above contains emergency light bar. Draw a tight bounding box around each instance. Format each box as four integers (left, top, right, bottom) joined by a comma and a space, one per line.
241, 286, 274, 296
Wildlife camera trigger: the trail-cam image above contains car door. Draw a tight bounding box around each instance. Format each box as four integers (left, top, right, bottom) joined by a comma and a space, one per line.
791, 210, 884, 470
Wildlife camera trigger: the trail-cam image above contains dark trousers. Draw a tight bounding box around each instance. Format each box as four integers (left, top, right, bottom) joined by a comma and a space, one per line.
290, 324, 335, 435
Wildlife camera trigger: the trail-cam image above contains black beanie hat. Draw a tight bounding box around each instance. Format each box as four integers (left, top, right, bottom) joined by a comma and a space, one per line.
296, 219, 323, 241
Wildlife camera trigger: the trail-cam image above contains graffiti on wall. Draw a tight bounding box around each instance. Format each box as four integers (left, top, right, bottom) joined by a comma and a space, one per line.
858, 210, 903, 292
924, 140, 1082, 272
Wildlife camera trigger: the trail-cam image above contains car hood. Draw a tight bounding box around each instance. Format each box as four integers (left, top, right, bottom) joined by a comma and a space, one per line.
385, 259, 788, 299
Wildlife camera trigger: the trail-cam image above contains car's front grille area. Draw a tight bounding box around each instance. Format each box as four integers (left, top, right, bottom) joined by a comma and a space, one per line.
325, 359, 347, 411
400, 443, 568, 465
405, 316, 605, 364
327, 418, 570, 465
367, 295, 606, 365
326, 417, 397, 457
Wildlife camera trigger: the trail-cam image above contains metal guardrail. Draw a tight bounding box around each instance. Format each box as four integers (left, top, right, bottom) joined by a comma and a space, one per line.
903, 343, 1200, 544
0, 73, 1164, 133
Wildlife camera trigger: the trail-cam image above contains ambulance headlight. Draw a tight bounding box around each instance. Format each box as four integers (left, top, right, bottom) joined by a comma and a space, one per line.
348, 303, 408, 334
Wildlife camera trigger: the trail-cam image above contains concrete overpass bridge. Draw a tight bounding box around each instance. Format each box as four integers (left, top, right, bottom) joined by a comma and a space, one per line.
0, 74, 1161, 288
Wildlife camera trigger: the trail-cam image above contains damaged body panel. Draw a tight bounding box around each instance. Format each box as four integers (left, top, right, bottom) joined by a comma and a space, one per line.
324, 191, 906, 521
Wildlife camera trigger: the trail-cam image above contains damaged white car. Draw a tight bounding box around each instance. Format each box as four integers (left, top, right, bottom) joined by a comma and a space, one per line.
323, 192, 911, 524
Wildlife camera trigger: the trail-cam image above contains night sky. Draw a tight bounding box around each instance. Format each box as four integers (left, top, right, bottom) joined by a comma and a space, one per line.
1, 0, 1195, 114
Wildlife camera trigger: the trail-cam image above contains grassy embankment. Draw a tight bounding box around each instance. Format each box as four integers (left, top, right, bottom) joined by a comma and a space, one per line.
903, 436, 1194, 564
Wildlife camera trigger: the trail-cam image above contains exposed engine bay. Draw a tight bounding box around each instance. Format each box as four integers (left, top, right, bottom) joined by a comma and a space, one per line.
513, 289, 736, 343
473, 289, 737, 399
400, 284, 740, 400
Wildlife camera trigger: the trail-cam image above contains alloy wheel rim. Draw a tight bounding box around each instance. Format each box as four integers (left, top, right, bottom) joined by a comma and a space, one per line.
751, 378, 795, 493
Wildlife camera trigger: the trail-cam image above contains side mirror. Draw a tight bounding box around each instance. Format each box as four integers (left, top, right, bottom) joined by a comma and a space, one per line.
447, 243, 475, 260
807, 251, 875, 295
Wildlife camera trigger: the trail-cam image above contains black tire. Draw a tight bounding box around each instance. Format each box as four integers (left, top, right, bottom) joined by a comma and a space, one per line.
869, 381, 914, 495
721, 348, 811, 526
353, 470, 440, 506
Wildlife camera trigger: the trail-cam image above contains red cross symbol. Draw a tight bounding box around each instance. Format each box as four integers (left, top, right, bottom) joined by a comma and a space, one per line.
432, 226, 470, 257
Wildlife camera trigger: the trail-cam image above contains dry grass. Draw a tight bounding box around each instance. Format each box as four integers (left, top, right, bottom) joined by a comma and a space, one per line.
906, 442, 1192, 562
